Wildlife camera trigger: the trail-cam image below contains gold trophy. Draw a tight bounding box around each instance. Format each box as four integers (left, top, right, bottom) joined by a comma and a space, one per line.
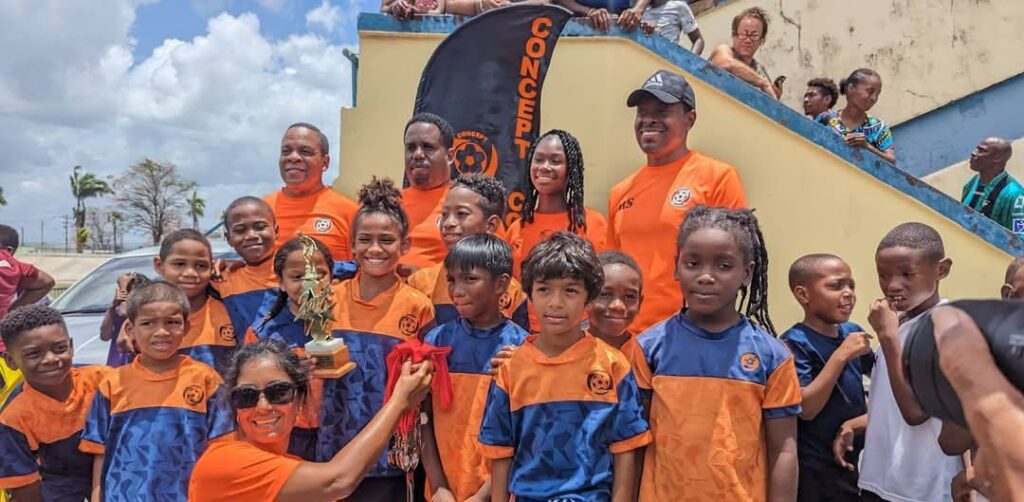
296, 234, 356, 378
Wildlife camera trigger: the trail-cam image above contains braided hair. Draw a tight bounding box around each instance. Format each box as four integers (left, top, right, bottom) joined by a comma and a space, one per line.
353, 177, 410, 239
254, 235, 333, 335
676, 205, 775, 335
521, 129, 587, 234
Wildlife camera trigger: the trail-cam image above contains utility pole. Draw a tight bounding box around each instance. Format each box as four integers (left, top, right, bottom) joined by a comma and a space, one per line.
62, 215, 70, 253
343, 48, 359, 107
39, 220, 43, 248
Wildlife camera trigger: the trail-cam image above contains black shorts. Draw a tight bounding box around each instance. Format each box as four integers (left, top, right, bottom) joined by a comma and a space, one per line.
797, 463, 862, 502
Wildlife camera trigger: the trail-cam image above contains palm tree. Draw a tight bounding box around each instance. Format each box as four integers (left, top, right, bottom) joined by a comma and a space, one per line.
70, 165, 112, 253
109, 211, 122, 253
187, 191, 206, 232
0, 186, 6, 206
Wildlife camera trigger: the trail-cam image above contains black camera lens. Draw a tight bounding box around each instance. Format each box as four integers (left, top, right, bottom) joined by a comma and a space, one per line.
903, 299, 1024, 429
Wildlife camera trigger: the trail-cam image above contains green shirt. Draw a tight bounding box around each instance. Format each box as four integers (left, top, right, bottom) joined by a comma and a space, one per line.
962, 171, 1024, 236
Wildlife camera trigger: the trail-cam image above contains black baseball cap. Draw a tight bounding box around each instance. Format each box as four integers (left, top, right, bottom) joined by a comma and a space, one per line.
626, 70, 696, 110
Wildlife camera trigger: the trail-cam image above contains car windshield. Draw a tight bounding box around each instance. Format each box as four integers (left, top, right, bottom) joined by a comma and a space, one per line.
50, 256, 158, 313
50, 250, 237, 313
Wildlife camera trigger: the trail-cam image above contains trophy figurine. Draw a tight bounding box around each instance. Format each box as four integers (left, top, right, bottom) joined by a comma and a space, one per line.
296, 234, 356, 378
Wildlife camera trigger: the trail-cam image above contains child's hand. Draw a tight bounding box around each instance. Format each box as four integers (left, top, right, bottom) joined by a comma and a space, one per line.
867, 298, 899, 340
835, 332, 873, 363
113, 286, 128, 305
845, 132, 868, 149
951, 466, 976, 502
116, 327, 137, 355
211, 259, 245, 283
488, 345, 516, 376
831, 422, 856, 471
394, 359, 433, 409
298, 354, 317, 376
430, 487, 457, 502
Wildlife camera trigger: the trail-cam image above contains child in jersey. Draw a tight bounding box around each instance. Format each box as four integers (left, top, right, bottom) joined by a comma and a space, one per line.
479, 231, 650, 501
243, 235, 334, 461
507, 130, 607, 278
859, 223, 960, 502
80, 282, 234, 502
407, 174, 530, 330
419, 234, 529, 501
0, 305, 109, 501
589, 251, 644, 352
215, 196, 281, 336
780, 254, 872, 502
317, 177, 435, 502
116, 230, 236, 374
100, 272, 151, 367
628, 205, 802, 501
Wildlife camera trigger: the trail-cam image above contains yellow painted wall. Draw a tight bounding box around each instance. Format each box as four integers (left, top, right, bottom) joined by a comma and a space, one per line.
338, 30, 1011, 330
924, 137, 1024, 198
697, 0, 1024, 125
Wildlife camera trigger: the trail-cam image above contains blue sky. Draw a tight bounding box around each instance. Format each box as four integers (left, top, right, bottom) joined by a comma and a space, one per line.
0, 0, 379, 248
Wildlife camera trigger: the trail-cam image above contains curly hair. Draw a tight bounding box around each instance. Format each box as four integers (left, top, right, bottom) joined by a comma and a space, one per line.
405, 113, 454, 149
806, 78, 839, 109
877, 222, 945, 262
451, 174, 507, 220
223, 338, 310, 402
521, 130, 587, 234
676, 205, 775, 335
522, 231, 604, 302
0, 304, 67, 348
353, 177, 410, 239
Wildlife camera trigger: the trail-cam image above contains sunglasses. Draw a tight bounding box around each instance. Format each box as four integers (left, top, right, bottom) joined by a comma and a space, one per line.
229, 381, 297, 409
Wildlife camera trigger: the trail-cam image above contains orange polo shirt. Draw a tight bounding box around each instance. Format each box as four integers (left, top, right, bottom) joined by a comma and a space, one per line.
401, 185, 449, 270
264, 186, 359, 260
506, 208, 607, 278
607, 150, 747, 332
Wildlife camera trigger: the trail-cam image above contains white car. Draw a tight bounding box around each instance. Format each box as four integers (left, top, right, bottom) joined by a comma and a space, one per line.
50, 242, 238, 365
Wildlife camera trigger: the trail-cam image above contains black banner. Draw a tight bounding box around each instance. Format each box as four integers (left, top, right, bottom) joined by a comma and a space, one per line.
413, 4, 572, 227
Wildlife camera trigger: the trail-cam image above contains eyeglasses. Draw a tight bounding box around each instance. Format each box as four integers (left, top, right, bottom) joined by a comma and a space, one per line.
229, 381, 297, 409
734, 32, 762, 41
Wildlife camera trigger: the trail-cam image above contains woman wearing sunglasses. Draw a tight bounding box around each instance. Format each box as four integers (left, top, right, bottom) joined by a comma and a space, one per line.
188, 339, 433, 501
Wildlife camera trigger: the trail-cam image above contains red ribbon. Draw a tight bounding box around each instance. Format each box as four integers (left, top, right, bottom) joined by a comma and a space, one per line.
383, 339, 453, 436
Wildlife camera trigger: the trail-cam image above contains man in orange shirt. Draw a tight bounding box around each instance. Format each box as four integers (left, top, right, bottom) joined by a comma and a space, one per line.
400, 113, 455, 272
264, 122, 359, 260
608, 70, 748, 333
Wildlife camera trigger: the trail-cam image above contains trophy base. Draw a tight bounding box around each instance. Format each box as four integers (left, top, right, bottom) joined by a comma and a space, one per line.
304, 338, 356, 379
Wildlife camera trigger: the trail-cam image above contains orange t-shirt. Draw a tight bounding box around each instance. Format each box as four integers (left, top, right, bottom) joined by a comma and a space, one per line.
506, 208, 607, 278
607, 150, 747, 332
264, 186, 359, 260
400, 185, 449, 270
188, 439, 301, 502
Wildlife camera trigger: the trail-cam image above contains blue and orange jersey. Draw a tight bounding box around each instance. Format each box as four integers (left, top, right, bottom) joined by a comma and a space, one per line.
506, 208, 608, 278
264, 186, 359, 261
316, 274, 435, 477
214, 258, 279, 338
407, 263, 531, 331
627, 313, 802, 501
423, 317, 528, 501
243, 306, 324, 432
478, 335, 651, 501
80, 356, 235, 502
179, 297, 238, 375
401, 185, 449, 270
0, 366, 108, 500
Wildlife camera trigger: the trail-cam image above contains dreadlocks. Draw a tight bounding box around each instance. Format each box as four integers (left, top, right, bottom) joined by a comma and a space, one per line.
521, 129, 588, 234
676, 205, 775, 335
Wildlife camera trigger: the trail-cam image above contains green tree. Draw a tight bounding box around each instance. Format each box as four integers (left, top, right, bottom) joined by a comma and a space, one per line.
113, 159, 197, 245
109, 211, 122, 253
70, 165, 112, 253
187, 191, 206, 231
0, 186, 6, 206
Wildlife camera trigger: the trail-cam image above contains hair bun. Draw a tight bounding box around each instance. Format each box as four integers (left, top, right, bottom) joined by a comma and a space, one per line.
358, 176, 403, 210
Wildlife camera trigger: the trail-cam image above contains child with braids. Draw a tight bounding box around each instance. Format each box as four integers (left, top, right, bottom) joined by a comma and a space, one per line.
507, 129, 607, 278
628, 205, 801, 501
317, 177, 435, 501
241, 235, 334, 461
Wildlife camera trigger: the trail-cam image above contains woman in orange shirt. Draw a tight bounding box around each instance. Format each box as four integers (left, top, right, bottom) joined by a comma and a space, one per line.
507, 129, 607, 278
188, 339, 432, 502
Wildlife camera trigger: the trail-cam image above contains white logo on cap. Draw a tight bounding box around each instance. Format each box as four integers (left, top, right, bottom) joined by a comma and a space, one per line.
647, 73, 664, 88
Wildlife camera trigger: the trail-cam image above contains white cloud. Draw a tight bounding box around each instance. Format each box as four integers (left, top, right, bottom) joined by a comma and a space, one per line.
0, 1, 355, 246
306, 0, 342, 33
